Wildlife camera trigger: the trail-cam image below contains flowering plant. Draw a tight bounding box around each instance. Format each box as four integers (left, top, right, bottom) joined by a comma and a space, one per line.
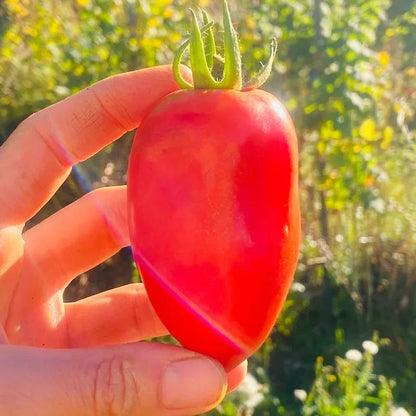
298, 339, 408, 416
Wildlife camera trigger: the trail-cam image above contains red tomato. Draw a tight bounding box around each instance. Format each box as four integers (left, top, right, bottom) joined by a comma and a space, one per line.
127, 88, 300, 370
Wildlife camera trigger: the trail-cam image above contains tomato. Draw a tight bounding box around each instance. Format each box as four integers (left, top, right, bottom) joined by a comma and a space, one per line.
127, 0, 300, 370
128, 88, 300, 369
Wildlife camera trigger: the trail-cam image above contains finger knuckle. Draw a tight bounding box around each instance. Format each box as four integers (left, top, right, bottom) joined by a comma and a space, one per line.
91, 356, 139, 416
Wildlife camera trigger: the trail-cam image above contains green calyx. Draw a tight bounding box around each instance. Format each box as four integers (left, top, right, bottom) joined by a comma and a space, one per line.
173, 0, 277, 91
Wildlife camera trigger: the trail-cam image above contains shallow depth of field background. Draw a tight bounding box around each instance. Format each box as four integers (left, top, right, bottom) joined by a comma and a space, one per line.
1, 0, 415, 414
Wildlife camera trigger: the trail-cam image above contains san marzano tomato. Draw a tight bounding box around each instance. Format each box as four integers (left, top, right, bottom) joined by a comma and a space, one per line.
127, 0, 301, 370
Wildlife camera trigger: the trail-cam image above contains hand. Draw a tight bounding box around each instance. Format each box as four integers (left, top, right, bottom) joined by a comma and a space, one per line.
0, 65, 247, 416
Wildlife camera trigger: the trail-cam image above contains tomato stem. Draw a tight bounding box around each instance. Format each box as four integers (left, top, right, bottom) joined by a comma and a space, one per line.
173, 0, 276, 91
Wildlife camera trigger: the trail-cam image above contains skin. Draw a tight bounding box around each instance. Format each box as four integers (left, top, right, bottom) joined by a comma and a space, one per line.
0, 65, 246, 416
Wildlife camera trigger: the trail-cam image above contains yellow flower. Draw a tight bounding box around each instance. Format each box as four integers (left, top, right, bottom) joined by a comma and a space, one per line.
359, 119, 378, 141
379, 51, 390, 67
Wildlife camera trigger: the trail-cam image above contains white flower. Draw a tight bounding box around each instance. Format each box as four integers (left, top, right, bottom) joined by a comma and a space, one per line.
391, 407, 410, 416
294, 389, 308, 402
345, 349, 363, 362
335, 234, 344, 243
292, 282, 306, 293
54, 85, 70, 96
362, 340, 379, 355
370, 198, 386, 213
235, 373, 265, 409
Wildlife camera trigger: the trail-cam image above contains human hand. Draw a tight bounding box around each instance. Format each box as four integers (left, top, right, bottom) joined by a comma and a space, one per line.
0, 65, 247, 415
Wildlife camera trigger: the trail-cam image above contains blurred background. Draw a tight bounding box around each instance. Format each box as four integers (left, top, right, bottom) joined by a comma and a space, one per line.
1, 0, 415, 414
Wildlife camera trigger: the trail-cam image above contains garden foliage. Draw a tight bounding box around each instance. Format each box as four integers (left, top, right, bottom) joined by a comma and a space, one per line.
1, 0, 415, 413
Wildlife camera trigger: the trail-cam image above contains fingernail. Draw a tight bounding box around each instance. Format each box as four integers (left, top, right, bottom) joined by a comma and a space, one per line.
161, 357, 226, 410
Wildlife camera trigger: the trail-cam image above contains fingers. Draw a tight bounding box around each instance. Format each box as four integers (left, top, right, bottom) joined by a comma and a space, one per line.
65, 283, 248, 389
0, 325, 9, 344
65, 283, 168, 347
0, 65, 189, 227
0, 342, 227, 416
227, 360, 248, 393
0, 225, 24, 276
0, 226, 24, 325
22, 186, 128, 290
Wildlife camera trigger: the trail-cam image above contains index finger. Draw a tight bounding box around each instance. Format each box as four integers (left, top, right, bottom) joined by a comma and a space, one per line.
0, 65, 187, 227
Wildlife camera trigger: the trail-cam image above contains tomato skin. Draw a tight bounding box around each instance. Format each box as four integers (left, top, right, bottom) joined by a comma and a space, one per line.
127, 89, 300, 370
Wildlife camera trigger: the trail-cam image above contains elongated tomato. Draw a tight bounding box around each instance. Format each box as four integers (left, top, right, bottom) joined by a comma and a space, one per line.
127, 88, 300, 370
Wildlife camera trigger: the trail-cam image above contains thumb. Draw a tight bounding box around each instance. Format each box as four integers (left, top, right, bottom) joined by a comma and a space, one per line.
0, 342, 227, 416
